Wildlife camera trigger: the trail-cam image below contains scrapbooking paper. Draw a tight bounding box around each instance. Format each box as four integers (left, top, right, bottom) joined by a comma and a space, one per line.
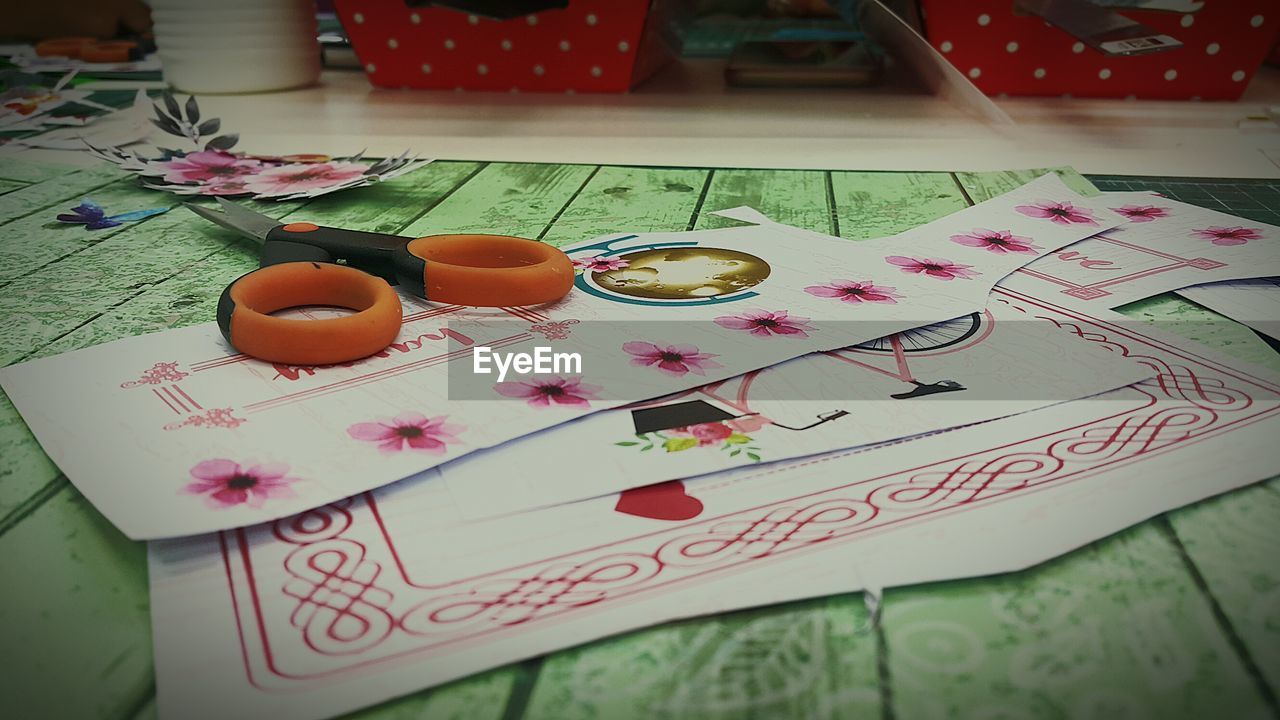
1000, 191, 1280, 308
1177, 278, 1280, 341
0, 174, 1121, 540
440, 300, 1153, 520
0, 89, 153, 153
86, 93, 429, 201
147, 287, 1280, 720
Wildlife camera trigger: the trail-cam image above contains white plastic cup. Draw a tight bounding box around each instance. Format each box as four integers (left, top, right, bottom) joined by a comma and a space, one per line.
150, 0, 321, 94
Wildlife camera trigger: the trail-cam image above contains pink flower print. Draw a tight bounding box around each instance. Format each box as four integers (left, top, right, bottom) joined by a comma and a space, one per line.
157, 150, 263, 185
183, 459, 300, 509
242, 161, 369, 196
1192, 226, 1264, 246
623, 341, 724, 377
672, 421, 735, 446
1112, 205, 1169, 223
347, 412, 463, 454
713, 309, 812, 338
573, 256, 629, 272
1015, 200, 1098, 226
885, 256, 980, 281
495, 375, 601, 408
949, 228, 1041, 254
804, 280, 901, 304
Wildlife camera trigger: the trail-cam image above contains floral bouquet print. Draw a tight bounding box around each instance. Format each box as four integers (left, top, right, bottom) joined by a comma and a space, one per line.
86, 93, 429, 201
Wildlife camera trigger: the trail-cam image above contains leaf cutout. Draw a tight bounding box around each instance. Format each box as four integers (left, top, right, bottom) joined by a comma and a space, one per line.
204, 133, 239, 151
150, 115, 183, 136
196, 118, 220, 137
161, 91, 181, 119
184, 94, 200, 124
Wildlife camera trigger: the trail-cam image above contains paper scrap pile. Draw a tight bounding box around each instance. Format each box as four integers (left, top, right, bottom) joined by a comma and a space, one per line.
2, 169, 1278, 720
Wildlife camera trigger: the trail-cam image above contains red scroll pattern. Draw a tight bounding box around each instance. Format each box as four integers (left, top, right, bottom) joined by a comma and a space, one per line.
235, 293, 1275, 679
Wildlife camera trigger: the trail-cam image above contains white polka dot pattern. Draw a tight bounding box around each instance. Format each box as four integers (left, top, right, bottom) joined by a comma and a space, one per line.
900, 0, 1274, 102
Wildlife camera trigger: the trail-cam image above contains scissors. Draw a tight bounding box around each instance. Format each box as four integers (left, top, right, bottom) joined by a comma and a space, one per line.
184, 200, 574, 366
35, 36, 152, 63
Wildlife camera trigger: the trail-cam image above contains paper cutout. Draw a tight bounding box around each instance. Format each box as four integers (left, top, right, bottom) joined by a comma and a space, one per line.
56, 198, 169, 230
86, 93, 430, 201
0, 174, 1122, 539
439, 300, 1152, 520
1000, 191, 1280, 307
1177, 277, 1280, 341
147, 287, 1280, 720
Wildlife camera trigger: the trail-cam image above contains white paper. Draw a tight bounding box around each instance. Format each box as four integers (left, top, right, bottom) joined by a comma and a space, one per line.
441, 300, 1153, 520
1177, 278, 1280, 341
148, 287, 1280, 720
0, 174, 1121, 539
1002, 192, 1280, 308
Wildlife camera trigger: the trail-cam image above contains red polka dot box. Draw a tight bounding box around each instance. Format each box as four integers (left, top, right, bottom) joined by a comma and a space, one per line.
920, 1, 1278, 100
334, 0, 686, 93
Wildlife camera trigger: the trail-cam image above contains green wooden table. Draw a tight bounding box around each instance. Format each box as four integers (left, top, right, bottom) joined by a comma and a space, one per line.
1, 158, 1278, 720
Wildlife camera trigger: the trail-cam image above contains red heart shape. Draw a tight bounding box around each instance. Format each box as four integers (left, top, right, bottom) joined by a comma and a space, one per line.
614, 480, 704, 521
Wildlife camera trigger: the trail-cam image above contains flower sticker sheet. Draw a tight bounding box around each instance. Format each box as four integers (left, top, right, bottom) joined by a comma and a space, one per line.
1000, 192, 1280, 308
0, 174, 1120, 539
146, 288, 1280, 720
440, 300, 1153, 520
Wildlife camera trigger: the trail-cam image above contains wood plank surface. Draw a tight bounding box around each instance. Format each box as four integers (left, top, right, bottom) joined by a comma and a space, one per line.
0, 159, 1275, 720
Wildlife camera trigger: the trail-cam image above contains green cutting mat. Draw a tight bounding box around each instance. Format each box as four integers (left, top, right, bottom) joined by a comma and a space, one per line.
1089, 174, 1280, 226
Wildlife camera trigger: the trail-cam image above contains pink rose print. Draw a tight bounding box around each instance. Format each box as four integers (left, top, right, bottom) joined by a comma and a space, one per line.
182, 459, 300, 509
157, 150, 262, 185
1015, 201, 1098, 226
804, 280, 901, 304
673, 421, 735, 446
495, 375, 601, 408
1192, 226, 1264, 246
623, 341, 724, 377
713, 310, 813, 338
572, 256, 630, 272
242, 161, 369, 196
949, 228, 1041, 254
347, 412, 463, 454
886, 256, 980, 281
1112, 205, 1169, 223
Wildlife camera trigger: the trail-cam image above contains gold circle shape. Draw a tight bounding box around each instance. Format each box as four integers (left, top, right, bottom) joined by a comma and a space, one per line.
592, 247, 771, 300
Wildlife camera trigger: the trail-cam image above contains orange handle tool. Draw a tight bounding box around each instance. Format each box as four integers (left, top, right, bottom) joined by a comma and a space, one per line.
213, 224, 573, 366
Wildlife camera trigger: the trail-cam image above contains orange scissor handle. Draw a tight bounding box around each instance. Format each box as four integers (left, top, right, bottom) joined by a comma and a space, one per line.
35, 37, 96, 58
393, 234, 574, 307
217, 262, 403, 366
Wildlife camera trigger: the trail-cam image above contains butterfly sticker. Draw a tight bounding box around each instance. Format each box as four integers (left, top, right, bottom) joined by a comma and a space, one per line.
56, 199, 169, 230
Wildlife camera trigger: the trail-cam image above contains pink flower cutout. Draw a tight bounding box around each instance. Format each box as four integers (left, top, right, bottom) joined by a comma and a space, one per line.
242, 161, 369, 196
573, 256, 629, 272
495, 375, 601, 408
885, 256, 980, 281
347, 412, 463, 454
1015, 201, 1098, 226
1112, 205, 1169, 223
949, 228, 1040, 254
672, 421, 734, 446
805, 280, 902, 304
623, 341, 723, 377
157, 150, 263, 185
1192, 226, 1264, 246
713, 310, 812, 338
182, 459, 300, 509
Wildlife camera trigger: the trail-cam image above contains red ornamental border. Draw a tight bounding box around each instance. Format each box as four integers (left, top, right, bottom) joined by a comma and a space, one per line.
219, 289, 1280, 688
1017, 235, 1227, 301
